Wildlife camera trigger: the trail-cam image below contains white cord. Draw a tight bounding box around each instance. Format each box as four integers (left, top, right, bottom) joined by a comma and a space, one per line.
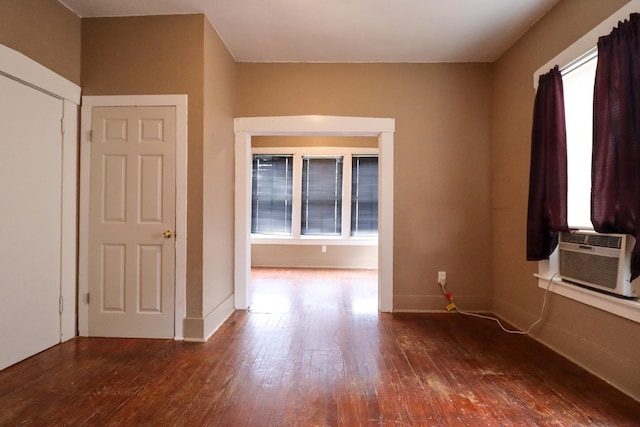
440, 274, 557, 335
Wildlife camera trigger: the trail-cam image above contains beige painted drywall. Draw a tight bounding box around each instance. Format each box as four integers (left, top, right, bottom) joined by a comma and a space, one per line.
252, 245, 378, 269
237, 63, 494, 312
202, 19, 237, 322
491, 0, 640, 400
253, 136, 378, 148
0, 0, 81, 84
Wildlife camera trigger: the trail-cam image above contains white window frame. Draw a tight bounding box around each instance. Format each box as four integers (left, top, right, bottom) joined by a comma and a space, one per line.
533, 0, 640, 324
250, 146, 379, 246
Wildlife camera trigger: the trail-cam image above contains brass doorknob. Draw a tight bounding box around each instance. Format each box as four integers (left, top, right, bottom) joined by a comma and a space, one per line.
162, 230, 174, 239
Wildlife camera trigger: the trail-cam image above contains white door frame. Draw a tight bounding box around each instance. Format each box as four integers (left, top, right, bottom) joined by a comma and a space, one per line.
79, 95, 188, 339
234, 115, 395, 312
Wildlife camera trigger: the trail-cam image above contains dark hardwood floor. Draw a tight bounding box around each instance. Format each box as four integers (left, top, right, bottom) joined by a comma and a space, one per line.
1, 268, 638, 426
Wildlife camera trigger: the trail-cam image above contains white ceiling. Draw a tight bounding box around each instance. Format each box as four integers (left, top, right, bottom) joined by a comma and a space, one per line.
58, 0, 560, 63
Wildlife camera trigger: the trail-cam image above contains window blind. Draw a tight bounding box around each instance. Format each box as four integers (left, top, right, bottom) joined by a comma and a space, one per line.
301, 156, 343, 235
251, 154, 293, 235
351, 156, 378, 236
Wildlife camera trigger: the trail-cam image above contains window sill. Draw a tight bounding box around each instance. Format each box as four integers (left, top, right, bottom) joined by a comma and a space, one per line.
251, 235, 378, 246
534, 274, 640, 324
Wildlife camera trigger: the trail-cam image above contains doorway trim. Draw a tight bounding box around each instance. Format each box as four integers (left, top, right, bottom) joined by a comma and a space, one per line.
79, 95, 188, 339
234, 115, 394, 311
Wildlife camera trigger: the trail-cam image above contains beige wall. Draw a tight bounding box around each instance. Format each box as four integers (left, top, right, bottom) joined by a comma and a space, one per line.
0, 0, 81, 84
252, 245, 377, 269
238, 63, 494, 311
491, 0, 640, 399
202, 19, 237, 322
253, 136, 378, 148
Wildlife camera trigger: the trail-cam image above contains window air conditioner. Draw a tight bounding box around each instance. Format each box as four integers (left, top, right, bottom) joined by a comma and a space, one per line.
558, 231, 640, 298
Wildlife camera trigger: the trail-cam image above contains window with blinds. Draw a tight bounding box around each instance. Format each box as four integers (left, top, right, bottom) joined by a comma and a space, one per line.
251, 154, 293, 235
351, 156, 378, 236
301, 156, 343, 236
251, 149, 378, 240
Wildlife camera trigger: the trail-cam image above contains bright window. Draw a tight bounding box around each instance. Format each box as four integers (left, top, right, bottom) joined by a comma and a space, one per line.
562, 51, 597, 229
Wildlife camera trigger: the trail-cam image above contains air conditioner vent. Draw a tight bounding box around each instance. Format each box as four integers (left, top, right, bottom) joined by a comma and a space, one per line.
560, 233, 587, 245
559, 250, 618, 289
586, 234, 621, 249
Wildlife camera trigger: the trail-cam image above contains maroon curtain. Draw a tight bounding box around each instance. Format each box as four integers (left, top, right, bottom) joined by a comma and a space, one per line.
527, 66, 569, 261
592, 13, 640, 280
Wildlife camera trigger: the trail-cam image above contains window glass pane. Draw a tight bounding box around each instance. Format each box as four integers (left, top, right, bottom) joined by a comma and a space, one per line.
563, 55, 597, 229
301, 156, 343, 235
251, 154, 293, 235
351, 156, 378, 236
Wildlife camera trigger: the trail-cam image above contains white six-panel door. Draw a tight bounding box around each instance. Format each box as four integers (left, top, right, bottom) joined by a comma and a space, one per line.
88, 106, 176, 338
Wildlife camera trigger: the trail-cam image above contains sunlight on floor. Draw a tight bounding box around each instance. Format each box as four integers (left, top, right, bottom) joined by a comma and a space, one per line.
351, 297, 378, 315
250, 268, 378, 316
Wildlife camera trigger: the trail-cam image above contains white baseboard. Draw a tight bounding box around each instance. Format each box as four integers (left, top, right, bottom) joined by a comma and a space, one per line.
183, 294, 235, 342
203, 294, 235, 341
393, 294, 491, 312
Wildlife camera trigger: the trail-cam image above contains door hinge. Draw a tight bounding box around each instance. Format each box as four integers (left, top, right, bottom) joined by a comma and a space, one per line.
86, 292, 90, 304
59, 296, 64, 314
88, 129, 93, 141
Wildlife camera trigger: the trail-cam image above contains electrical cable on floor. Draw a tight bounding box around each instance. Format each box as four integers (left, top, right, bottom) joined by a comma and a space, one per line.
440, 273, 557, 335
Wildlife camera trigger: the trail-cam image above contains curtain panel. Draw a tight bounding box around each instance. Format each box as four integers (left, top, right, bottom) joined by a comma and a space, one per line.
527, 66, 569, 261
592, 13, 640, 280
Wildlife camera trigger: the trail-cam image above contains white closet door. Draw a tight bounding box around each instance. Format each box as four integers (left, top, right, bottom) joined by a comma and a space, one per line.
0, 74, 63, 370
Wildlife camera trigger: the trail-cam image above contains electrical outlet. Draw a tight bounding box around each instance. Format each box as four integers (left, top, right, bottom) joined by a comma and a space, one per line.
321, 245, 327, 253
438, 271, 446, 284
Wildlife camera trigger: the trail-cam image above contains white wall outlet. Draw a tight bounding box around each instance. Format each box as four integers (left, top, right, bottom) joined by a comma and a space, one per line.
321, 245, 327, 253
438, 271, 446, 284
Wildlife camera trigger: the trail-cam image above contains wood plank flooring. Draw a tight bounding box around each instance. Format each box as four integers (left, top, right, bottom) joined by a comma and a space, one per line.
1, 267, 638, 426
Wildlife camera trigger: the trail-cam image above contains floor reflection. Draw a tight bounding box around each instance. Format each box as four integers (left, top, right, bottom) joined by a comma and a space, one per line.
248, 278, 293, 313
250, 267, 378, 316
350, 296, 378, 315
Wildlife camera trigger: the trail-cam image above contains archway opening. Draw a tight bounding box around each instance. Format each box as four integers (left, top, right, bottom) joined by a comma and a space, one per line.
234, 115, 394, 312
